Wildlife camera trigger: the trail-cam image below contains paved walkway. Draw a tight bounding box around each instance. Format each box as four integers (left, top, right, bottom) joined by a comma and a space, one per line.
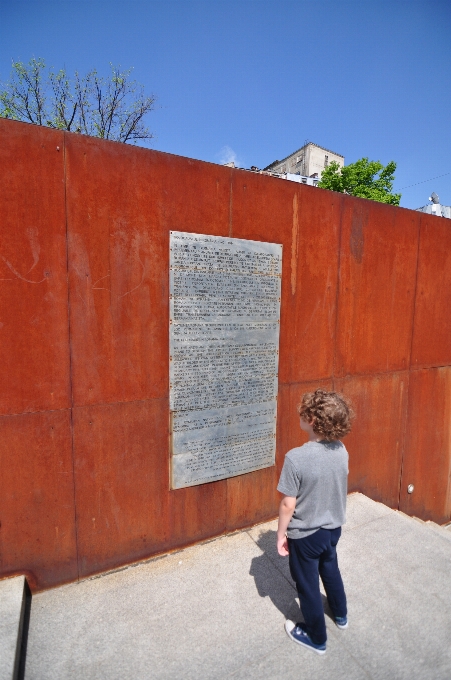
24, 494, 451, 680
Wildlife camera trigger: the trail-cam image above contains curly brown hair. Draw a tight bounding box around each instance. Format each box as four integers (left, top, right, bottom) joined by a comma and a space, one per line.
297, 389, 354, 441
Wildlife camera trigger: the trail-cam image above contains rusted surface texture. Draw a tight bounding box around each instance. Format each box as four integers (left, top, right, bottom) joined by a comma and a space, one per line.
399, 368, 451, 524
411, 213, 451, 369
226, 467, 278, 530
73, 398, 170, 578
289, 187, 341, 382
0, 409, 77, 591
335, 200, 419, 377
74, 397, 230, 579
1, 121, 451, 591
169, 481, 227, 549
231, 178, 341, 384
65, 134, 232, 407
335, 372, 409, 509
0, 120, 71, 415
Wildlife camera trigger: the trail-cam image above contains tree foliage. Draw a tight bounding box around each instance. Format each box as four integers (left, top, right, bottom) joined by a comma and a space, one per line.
0, 57, 156, 144
318, 157, 401, 205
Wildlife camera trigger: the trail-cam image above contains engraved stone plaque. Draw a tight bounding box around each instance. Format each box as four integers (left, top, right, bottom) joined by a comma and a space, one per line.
170, 231, 282, 489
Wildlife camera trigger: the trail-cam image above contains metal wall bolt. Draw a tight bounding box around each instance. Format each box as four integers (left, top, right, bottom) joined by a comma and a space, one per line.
407, 484, 414, 494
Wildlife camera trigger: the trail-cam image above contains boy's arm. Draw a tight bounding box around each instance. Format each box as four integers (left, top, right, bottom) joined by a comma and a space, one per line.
277, 495, 296, 556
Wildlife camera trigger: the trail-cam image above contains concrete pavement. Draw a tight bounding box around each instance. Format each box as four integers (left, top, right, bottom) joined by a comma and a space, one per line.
23, 494, 451, 679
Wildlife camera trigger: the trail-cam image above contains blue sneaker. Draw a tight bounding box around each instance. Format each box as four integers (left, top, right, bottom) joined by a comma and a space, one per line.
335, 616, 348, 630
284, 620, 326, 655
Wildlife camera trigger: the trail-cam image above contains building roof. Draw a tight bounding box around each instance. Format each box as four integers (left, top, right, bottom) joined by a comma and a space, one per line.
264, 142, 344, 171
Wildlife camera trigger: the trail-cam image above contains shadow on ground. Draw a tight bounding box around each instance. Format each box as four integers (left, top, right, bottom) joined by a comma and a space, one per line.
249, 529, 336, 625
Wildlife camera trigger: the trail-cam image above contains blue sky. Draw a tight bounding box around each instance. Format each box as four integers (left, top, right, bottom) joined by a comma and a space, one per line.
1, 0, 450, 209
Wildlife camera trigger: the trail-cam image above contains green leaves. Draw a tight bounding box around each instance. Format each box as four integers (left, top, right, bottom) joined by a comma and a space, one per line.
0, 57, 47, 125
318, 157, 401, 205
0, 58, 156, 144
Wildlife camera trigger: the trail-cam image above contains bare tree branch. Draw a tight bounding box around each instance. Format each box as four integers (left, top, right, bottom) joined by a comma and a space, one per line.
0, 58, 156, 144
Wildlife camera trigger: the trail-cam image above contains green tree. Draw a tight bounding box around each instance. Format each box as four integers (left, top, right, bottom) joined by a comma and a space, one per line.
318, 157, 401, 205
0, 57, 156, 144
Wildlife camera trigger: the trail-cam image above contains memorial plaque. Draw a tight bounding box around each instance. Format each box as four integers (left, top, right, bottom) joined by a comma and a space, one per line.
169, 231, 282, 489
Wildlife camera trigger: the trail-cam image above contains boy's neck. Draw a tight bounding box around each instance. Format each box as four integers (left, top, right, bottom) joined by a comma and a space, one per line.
308, 433, 323, 442
300, 417, 323, 442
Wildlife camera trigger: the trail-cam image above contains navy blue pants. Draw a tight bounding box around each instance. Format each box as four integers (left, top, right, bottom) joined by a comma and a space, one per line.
288, 527, 347, 645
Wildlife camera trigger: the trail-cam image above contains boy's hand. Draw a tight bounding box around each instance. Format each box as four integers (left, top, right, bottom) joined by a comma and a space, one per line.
277, 534, 289, 556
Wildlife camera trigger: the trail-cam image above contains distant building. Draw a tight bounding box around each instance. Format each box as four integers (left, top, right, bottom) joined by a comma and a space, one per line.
264, 142, 344, 179
416, 192, 451, 219
280, 173, 319, 186
223, 160, 321, 186
222, 141, 343, 187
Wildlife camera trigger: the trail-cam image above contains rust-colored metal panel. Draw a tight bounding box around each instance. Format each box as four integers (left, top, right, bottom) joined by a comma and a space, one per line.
169, 481, 227, 548
0, 120, 71, 415
335, 372, 409, 508
0, 409, 77, 591
3, 120, 451, 590
411, 214, 451, 368
65, 133, 232, 407
73, 398, 170, 579
230, 176, 340, 383
226, 467, 278, 530
288, 186, 341, 382
229, 168, 296, 245
335, 199, 419, 377
399, 367, 451, 524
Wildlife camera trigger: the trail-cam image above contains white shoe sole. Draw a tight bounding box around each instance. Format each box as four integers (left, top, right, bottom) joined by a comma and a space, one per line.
284, 620, 326, 655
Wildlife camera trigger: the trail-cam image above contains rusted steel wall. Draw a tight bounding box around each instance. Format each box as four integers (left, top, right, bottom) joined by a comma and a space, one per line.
0, 123, 77, 591
1, 119, 450, 591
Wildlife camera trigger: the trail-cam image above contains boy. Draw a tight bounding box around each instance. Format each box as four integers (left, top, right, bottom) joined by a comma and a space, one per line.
277, 389, 354, 655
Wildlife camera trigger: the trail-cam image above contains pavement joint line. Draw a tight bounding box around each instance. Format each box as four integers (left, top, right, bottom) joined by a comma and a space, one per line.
344, 513, 395, 533
61, 521, 279, 590
394, 513, 451, 543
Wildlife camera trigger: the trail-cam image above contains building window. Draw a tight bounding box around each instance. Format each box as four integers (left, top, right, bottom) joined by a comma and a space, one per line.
324, 155, 329, 168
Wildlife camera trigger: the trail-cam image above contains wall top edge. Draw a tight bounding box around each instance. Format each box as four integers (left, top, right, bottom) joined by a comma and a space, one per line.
0, 118, 431, 216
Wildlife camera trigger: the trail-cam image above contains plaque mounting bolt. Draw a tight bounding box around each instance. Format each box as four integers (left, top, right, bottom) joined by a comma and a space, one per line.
407, 484, 414, 494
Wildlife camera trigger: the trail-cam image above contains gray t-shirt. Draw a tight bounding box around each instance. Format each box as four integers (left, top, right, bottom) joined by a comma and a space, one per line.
277, 440, 349, 539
